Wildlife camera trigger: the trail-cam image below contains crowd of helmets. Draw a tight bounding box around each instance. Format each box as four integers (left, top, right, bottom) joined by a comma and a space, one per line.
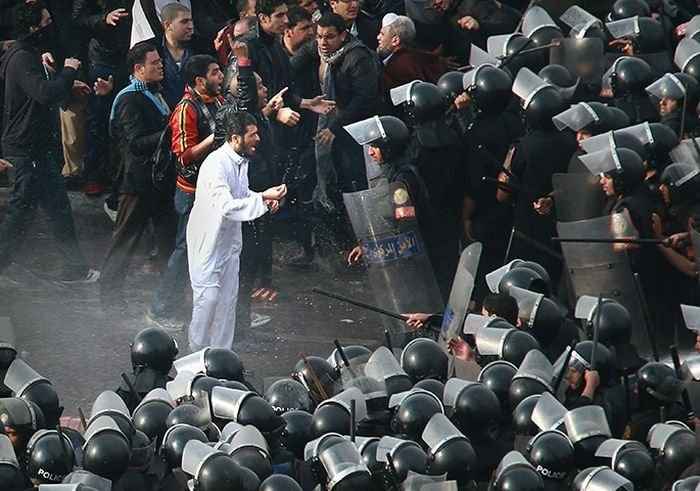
2, 277, 700, 491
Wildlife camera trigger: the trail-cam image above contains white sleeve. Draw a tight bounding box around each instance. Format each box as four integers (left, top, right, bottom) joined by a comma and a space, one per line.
208, 163, 268, 222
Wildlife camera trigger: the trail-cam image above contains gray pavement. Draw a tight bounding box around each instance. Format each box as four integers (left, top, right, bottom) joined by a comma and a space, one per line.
0, 188, 386, 417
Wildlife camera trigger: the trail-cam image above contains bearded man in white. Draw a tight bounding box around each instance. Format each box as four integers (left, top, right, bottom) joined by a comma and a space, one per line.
187, 111, 287, 351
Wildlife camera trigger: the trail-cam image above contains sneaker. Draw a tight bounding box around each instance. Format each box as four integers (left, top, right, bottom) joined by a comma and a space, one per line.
103, 202, 117, 223
250, 312, 272, 328
61, 268, 101, 284
146, 310, 186, 332
84, 182, 104, 196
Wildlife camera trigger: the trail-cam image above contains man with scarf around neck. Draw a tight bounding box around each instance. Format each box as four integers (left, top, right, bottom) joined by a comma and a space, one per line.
100, 42, 176, 305
0, 1, 99, 283
148, 54, 225, 330
291, 11, 381, 210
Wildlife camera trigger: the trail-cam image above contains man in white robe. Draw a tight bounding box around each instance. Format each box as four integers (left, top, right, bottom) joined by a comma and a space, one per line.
186, 111, 287, 351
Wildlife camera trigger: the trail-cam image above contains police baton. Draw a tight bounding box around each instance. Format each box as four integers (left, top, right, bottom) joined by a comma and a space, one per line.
670, 345, 695, 420
77, 406, 88, 431
300, 352, 329, 400
553, 237, 671, 246
590, 295, 603, 371
312, 287, 407, 321
121, 372, 143, 405
552, 341, 576, 393
632, 273, 660, 362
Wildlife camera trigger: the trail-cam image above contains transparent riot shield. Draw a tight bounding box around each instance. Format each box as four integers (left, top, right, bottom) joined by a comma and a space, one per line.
343, 182, 445, 335
552, 173, 606, 223
549, 38, 605, 85
440, 243, 482, 339
556, 214, 651, 356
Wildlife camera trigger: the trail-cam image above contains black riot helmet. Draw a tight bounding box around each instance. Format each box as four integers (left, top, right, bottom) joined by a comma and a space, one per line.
25, 429, 75, 484
497, 263, 550, 296
526, 430, 576, 486
512, 395, 542, 452
594, 439, 655, 489
239, 466, 262, 491
182, 440, 244, 491
578, 296, 633, 347
637, 362, 687, 403
522, 6, 563, 47
661, 162, 700, 206
0, 397, 45, 444
328, 345, 372, 371
131, 388, 174, 446
354, 437, 381, 477
673, 476, 700, 490
478, 360, 518, 414
345, 114, 412, 163
130, 327, 178, 374
490, 451, 545, 491
647, 72, 700, 111
438, 71, 465, 103
190, 376, 224, 403
205, 348, 245, 381
608, 0, 651, 20
404, 82, 446, 124
525, 86, 565, 131
161, 424, 209, 469
228, 426, 273, 482
581, 147, 645, 196
490, 33, 546, 75
264, 378, 313, 415
569, 340, 615, 385
211, 387, 285, 437
82, 416, 132, 481
445, 379, 501, 436
280, 410, 313, 460
608, 106, 632, 129
166, 402, 210, 430
413, 379, 445, 401
553, 102, 613, 136
318, 438, 371, 491
609, 16, 665, 54
376, 436, 428, 483
309, 388, 367, 438
509, 287, 563, 343
0, 434, 21, 489
4, 359, 62, 427
539, 64, 579, 102
646, 123, 678, 171
400, 338, 448, 383
422, 413, 476, 482
389, 389, 444, 439
292, 356, 338, 400
463, 64, 513, 115
259, 474, 304, 491
572, 467, 634, 490
677, 37, 700, 84
509, 351, 554, 409
648, 423, 696, 482
607, 57, 653, 98
564, 406, 612, 469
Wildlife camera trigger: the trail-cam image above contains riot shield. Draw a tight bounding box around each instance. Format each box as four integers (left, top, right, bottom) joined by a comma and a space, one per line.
343, 183, 444, 335
552, 173, 606, 222
556, 214, 651, 356
549, 38, 605, 85
669, 137, 700, 166
440, 243, 482, 340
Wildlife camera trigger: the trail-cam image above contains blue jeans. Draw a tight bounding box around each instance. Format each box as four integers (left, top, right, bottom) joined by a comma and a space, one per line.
150, 188, 194, 316
0, 154, 87, 277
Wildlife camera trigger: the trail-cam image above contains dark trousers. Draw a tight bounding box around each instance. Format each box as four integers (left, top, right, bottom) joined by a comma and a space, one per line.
0, 153, 87, 277
84, 63, 123, 184
150, 188, 194, 316
100, 193, 176, 297
235, 215, 273, 330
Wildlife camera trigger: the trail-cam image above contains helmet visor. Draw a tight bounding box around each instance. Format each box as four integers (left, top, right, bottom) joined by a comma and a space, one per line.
62, 470, 113, 491
512, 68, 549, 108
365, 347, 406, 380
389, 80, 420, 107
560, 5, 600, 29
4, 359, 47, 396
553, 103, 600, 132
173, 348, 208, 375
681, 303, 700, 332
675, 37, 700, 72
89, 390, 130, 422
605, 16, 640, 40
229, 424, 269, 454
421, 413, 463, 452
211, 386, 253, 421
531, 392, 567, 431
522, 6, 559, 38
181, 439, 216, 478
563, 405, 611, 443
0, 434, 18, 469
646, 73, 687, 101
344, 115, 386, 146
514, 350, 554, 390
469, 44, 499, 69
578, 148, 623, 175
475, 327, 511, 356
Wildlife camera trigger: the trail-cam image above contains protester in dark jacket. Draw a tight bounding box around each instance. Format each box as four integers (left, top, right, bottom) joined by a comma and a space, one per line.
0, 2, 97, 282
100, 42, 176, 302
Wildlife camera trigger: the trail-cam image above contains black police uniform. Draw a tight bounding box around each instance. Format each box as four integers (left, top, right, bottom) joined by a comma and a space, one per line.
506, 129, 578, 284
465, 110, 524, 306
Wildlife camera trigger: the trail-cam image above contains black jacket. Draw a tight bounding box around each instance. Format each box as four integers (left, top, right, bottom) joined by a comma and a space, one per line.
291, 35, 382, 136
0, 40, 76, 157
111, 88, 169, 194
72, 0, 131, 68
248, 29, 301, 110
